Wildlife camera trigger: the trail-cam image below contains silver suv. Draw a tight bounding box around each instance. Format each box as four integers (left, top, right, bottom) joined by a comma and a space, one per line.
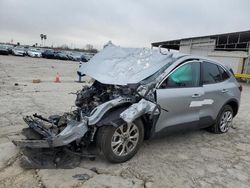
14, 45, 241, 166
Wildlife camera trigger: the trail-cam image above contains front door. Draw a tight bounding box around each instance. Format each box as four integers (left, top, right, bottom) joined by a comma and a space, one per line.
155, 60, 204, 133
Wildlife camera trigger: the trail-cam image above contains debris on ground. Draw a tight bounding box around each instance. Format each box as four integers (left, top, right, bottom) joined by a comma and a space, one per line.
32, 79, 41, 83
72, 173, 91, 181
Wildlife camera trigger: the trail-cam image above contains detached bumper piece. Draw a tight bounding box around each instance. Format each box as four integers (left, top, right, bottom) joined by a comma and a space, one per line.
13, 114, 88, 148
12, 114, 94, 169
13, 139, 50, 148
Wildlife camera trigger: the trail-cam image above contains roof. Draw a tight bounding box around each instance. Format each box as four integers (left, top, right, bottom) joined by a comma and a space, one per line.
152, 30, 250, 51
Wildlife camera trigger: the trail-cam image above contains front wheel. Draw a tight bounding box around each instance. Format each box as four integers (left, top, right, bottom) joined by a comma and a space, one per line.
96, 119, 144, 163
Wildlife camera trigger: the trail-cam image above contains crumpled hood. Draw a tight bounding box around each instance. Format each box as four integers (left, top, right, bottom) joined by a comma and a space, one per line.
79, 45, 180, 85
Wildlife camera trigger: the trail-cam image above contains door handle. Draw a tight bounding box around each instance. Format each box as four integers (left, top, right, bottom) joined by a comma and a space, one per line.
192, 93, 201, 98
221, 89, 229, 93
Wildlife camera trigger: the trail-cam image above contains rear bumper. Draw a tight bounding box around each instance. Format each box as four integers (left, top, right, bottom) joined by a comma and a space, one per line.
29, 53, 41, 57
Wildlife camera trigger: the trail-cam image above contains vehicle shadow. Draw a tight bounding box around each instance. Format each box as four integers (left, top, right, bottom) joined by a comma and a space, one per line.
18, 128, 210, 169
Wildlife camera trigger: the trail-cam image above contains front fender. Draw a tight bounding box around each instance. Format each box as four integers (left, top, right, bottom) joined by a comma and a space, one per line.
120, 99, 160, 124
87, 97, 133, 125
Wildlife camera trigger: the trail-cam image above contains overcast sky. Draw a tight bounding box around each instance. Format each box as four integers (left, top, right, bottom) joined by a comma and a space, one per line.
0, 0, 249, 49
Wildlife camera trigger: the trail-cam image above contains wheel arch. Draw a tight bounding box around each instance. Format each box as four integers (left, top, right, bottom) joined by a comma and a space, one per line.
223, 99, 239, 117
95, 104, 131, 127
95, 105, 154, 140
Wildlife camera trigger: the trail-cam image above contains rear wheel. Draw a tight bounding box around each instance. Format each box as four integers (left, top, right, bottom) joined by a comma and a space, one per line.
210, 105, 233, 134
96, 119, 144, 163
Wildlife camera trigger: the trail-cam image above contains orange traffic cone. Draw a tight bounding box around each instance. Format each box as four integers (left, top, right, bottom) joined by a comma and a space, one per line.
54, 72, 61, 83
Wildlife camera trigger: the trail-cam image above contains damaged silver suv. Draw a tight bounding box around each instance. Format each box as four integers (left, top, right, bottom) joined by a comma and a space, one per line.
13, 45, 241, 166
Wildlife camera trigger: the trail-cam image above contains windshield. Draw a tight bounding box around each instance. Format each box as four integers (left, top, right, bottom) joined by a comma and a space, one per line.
31, 49, 41, 52
0, 45, 8, 49
140, 62, 173, 84
45, 50, 54, 53
15, 47, 24, 50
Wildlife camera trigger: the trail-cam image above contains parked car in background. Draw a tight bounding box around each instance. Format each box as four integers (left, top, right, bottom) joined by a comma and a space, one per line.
80, 54, 88, 62
23, 46, 30, 55
27, 48, 42, 57
1, 44, 97, 62
12, 46, 26, 56
0, 45, 9, 55
7, 45, 14, 54
84, 53, 95, 61
42, 49, 55, 59
54, 51, 69, 60
67, 52, 83, 61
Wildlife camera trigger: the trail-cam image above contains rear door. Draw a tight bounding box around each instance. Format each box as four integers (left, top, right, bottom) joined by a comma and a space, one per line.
201, 61, 235, 121
155, 60, 204, 133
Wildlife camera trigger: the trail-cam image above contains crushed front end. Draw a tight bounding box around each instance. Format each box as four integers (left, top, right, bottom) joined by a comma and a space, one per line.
12, 81, 141, 168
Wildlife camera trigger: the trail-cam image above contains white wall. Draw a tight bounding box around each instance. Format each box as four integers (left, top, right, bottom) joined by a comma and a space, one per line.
208, 56, 241, 73
178, 38, 248, 73
179, 38, 215, 56
208, 51, 248, 73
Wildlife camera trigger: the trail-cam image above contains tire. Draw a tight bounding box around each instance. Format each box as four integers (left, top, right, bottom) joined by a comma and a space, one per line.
210, 105, 233, 134
96, 119, 144, 163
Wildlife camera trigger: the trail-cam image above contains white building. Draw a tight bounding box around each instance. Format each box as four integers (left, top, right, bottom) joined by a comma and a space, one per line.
152, 30, 250, 74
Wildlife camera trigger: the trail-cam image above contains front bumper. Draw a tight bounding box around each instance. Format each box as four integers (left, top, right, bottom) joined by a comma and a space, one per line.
29, 53, 41, 57
13, 116, 88, 148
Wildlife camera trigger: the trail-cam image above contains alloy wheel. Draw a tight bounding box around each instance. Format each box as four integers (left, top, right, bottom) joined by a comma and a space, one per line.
219, 111, 233, 132
111, 123, 139, 156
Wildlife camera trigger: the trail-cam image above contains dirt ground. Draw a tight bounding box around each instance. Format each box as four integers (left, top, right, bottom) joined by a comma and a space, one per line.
0, 55, 250, 188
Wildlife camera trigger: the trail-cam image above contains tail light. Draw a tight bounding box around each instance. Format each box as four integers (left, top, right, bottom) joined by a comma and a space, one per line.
239, 85, 243, 92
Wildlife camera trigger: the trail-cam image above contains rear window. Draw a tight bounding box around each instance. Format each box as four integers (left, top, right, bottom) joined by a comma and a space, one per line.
203, 62, 221, 84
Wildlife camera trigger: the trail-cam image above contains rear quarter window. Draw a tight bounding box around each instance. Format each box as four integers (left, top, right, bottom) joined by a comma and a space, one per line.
218, 66, 230, 81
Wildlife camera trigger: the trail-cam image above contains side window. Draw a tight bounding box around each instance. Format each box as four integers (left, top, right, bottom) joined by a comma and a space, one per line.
218, 66, 230, 81
160, 62, 200, 88
202, 62, 221, 84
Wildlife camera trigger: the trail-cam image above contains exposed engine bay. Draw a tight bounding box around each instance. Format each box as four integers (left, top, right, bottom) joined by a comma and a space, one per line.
75, 81, 136, 116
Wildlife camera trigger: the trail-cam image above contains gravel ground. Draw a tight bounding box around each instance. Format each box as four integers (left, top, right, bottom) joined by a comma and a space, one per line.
0, 55, 250, 188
